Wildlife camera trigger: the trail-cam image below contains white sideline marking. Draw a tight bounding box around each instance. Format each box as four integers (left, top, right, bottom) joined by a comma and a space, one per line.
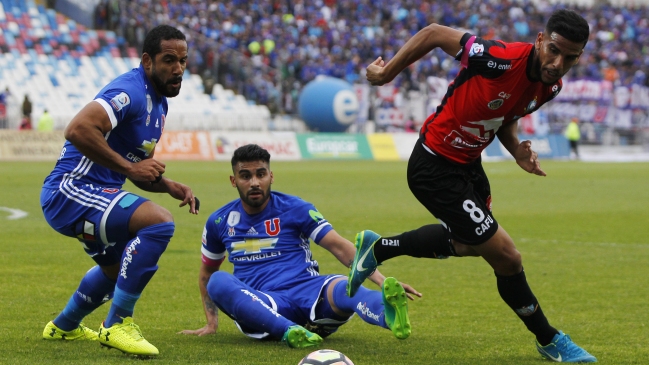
0, 207, 29, 220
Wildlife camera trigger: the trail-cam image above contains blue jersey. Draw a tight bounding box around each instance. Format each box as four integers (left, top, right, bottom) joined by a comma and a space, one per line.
43, 64, 168, 189
202, 192, 334, 292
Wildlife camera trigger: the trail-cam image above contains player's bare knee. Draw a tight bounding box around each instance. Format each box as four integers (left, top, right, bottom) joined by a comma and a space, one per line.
100, 263, 120, 281
452, 241, 479, 257
495, 250, 523, 275
129, 202, 174, 234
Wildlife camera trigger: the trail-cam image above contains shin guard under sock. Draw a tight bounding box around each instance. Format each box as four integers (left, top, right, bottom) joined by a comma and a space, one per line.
496, 269, 558, 345
105, 222, 174, 327
54, 265, 116, 331
331, 280, 387, 329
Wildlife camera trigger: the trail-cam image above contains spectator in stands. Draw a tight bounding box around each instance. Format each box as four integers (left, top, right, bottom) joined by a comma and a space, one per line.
21, 95, 32, 126
37, 109, 55, 132
564, 117, 581, 159
0, 87, 7, 129
19, 116, 32, 130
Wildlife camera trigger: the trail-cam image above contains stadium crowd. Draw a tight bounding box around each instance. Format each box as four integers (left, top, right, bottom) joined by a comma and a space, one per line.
95, 0, 649, 115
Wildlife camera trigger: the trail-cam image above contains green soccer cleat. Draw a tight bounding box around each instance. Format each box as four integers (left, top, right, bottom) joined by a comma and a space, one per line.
43, 321, 98, 341
382, 277, 411, 340
281, 325, 323, 349
347, 230, 381, 297
98, 317, 159, 356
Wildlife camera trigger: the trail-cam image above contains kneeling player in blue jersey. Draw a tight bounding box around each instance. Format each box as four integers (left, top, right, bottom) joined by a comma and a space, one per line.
180, 144, 421, 347
40, 25, 198, 356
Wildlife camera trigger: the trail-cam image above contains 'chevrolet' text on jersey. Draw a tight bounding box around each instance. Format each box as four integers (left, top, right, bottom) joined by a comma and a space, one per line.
421, 33, 562, 164
201, 192, 334, 292
43, 64, 168, 189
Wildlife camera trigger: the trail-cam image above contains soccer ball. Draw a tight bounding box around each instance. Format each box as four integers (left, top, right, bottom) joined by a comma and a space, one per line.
298, 349, 354, 365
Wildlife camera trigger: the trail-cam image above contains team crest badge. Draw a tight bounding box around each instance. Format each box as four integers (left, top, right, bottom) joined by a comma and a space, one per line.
525, 97, 538, 113
145, 114, 151, 126
228, 226, 236, 236
487, 99, 504, 110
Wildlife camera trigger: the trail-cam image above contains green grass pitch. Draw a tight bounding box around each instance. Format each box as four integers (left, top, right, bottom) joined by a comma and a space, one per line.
1, 159, 648, 364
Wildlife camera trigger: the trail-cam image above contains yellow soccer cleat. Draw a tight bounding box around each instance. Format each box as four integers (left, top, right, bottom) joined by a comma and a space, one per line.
43, 321, 98, 341
98, 317, 159, 356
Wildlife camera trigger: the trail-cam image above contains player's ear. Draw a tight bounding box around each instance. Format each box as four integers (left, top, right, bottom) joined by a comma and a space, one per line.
535, 32, 544, 52
230, 175, 236, 187
142, 53, 152, 71
270, 171, 274, 184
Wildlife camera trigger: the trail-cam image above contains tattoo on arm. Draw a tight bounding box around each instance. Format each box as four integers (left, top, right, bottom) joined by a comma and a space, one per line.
204, 296, 218, 316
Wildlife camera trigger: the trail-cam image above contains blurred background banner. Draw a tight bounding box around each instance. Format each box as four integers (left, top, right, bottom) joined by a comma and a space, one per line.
209, 132, 301, 161
296, 133, 372, 160
0, 130, 64, 160
154, 131, 213, 161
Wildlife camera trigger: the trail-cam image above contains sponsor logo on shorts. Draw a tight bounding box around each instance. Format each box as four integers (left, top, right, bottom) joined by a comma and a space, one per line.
76, 220, 96, 241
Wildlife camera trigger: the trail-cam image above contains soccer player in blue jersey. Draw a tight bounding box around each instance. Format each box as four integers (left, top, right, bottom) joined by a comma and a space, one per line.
180, 144, 420, 347
40, 25, 197, 356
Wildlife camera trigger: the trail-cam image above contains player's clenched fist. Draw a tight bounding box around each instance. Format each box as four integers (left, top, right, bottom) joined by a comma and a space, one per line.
127, 159, 166, 182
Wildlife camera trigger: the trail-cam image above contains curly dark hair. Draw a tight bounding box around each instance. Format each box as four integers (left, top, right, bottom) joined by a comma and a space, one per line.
545, 9, 590, 46
142, 25, 186, 60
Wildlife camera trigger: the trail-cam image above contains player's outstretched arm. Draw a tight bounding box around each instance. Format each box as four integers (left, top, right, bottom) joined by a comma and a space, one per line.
130, 175, 200, 214
179, 261, 223, 336
366, 24, 464, 86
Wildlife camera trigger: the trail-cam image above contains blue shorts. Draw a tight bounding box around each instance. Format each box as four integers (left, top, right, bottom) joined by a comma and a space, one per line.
227, 275, 350, 339
41, 185, 147, 266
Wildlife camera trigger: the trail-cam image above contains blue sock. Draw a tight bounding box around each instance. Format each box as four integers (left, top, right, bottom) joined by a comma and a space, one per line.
207, 271, 295, 339
53, 266, 115, 331
104, 222, 174, 327
332, 280, 388, 329
105, 288, 140, 327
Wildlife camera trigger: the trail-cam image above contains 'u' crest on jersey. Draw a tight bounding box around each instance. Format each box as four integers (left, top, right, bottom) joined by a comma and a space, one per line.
264, 218, 281, 236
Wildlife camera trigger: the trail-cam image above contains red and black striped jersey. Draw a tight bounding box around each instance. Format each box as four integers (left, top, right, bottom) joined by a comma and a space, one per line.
421, 33, 562, 164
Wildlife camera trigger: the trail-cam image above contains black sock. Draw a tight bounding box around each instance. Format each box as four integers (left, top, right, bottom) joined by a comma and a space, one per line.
496, 269, 558, 345
373, 224, 456, 264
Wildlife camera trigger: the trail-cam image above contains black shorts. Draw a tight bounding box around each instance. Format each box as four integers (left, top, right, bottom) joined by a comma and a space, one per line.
407, 140, 498, 245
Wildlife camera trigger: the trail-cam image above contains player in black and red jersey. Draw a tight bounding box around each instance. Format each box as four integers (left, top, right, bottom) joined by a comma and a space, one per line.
346, 9, 596, 363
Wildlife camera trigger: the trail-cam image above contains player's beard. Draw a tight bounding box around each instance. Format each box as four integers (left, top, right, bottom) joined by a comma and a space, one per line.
237, 185, 271, 209
151, 66, 182, 97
